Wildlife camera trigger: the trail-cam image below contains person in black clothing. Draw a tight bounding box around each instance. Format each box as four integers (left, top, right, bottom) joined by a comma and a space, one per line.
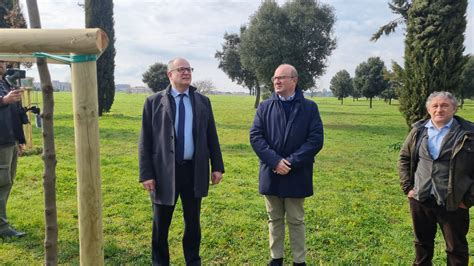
0, 60, 26, 237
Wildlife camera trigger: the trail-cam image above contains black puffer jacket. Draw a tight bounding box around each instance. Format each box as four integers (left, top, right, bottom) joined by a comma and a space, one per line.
0, 80, 25, 147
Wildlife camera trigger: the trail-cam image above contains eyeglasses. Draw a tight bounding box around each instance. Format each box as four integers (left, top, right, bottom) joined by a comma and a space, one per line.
170, 67, 194, 74
271, 76, 294, 82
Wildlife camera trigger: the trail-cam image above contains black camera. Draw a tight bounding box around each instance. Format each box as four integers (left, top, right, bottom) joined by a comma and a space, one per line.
5, 69, 26, 87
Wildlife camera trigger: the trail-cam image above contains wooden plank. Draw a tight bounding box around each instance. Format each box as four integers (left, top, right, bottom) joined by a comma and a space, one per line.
0, 29, 109, 54
0, 55, 67, 64
71, 58, 104, 265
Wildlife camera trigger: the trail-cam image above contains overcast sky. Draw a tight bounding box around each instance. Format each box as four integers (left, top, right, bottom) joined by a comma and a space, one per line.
18, 0, 473, 92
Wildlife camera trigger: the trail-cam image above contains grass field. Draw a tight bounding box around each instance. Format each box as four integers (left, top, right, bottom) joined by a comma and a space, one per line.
1, 92, 473, 264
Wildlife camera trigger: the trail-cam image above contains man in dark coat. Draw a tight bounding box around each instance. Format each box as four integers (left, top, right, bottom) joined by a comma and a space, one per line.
250, 64, 324, 266
0, 60, 26, 237
139, 57, 224, 265
399, 91, 474, 265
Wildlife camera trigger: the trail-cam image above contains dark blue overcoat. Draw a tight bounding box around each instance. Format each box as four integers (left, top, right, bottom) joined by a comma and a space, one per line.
250, 89, 323, 198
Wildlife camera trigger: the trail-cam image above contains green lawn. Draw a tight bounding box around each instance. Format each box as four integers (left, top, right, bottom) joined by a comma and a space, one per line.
1, 92, 473, 264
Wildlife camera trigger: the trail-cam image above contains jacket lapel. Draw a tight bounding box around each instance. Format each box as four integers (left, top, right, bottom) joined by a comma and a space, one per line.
189, 88, 198, 139
282, 90, 302, 147
160, 87, 174, 124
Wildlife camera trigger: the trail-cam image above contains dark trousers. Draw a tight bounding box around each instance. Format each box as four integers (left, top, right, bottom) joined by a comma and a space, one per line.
152, 162, 202, 266
409, 198, 469, 266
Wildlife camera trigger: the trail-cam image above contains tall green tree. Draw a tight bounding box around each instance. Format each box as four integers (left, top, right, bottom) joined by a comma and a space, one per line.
381, 62, 404, 105
0, 0, 26, 28
1, 1, 30, 69
400, 0, 467, 127
0, 2, 11, 28
353, 57, 388, 108
85, 0, 116, 116
240, 0, 336, 92
371, 0, 411, 41
379, 86, 397, 105
142, 62, 169, 93
329, 69, 353, 105
215, 28, 261, 108
458, 55, 474, 107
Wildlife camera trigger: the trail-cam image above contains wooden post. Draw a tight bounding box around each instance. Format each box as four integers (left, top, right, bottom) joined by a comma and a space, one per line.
0, 28, 107, 265
21, 87, 34, 149
71, 57, 103, 265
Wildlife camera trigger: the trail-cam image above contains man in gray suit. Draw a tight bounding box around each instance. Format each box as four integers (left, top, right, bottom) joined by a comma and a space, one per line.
139, 57, 224, 265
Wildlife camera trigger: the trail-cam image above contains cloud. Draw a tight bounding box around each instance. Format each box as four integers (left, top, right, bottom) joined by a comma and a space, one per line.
15, 0, 474, 92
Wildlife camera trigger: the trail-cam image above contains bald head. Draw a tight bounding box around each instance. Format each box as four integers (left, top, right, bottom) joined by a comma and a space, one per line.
272, 64, 298, 98
167, 58, 190, 72
275, 64, 298, 79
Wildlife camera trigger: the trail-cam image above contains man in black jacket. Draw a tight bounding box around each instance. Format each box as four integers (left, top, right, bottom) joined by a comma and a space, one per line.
139, 58, 224, 265
0, 61, 26, 237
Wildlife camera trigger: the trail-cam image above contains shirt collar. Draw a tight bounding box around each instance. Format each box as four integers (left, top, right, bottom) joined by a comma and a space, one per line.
425, 118, 454, 130
278, 92, 295, 101
171, 87, 189, 97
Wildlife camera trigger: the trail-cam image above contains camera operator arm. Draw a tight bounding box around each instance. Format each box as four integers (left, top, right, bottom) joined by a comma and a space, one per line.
1, 89, 23, 104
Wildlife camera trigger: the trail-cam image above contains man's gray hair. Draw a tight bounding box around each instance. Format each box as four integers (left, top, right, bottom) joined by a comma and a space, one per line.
425, 91, 458, 109
167, 59, 177, 72
167, 57, 188, 72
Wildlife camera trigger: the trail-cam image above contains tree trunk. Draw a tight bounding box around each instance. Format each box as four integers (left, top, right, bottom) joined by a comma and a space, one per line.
341, 97, 343, 105
254, 80, 261, 109
26, 1, 58, 265
369, 97, 373, 108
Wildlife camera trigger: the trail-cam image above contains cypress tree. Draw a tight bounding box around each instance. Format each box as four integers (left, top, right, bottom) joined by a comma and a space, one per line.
400, 0, 467, 127
0, 1, 27, 29
0, 1, 14, 28
85, 0, 116, 116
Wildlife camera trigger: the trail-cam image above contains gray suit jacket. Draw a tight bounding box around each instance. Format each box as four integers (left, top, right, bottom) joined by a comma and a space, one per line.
139, 86, 224, 205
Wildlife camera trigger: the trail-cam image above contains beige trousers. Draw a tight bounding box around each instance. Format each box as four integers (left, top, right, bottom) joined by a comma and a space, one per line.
264, 195, 306, 263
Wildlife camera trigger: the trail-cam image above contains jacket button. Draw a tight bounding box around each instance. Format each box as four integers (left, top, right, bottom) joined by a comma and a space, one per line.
170, 151, 174, 154
171, 136, 173, 139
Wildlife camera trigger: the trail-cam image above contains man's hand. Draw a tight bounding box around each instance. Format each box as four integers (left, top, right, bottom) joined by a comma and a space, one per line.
273, 159, 291, 175
407, 189, 415, 198
17, 144, 25, 156
459, 201, 468, 209
2, 89, 23, 104
211, 171, 223, 185
142, 179, 155, 192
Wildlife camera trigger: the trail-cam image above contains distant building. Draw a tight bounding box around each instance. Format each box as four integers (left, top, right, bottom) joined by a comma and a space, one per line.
303, 88, 333, 98
33, 80, 71, 91
115, 84, 131, 92
128, 86, 151, 94
52, 80, 71, 91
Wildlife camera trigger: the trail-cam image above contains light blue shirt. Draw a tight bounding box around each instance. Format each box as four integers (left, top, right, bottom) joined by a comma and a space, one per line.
277, 92, 296, 101
171, 87, 194, 160
425, 118, 453, 160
